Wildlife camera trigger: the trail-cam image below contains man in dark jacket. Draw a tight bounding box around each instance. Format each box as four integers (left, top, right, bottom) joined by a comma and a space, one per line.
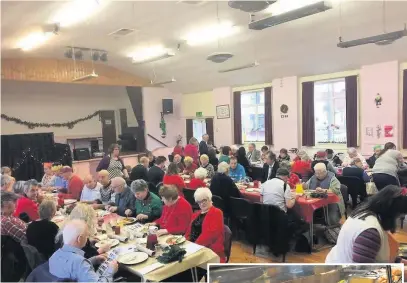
199, 134, 209, 156
108, 177, 135, 217
262, 152, 279, 183
147, 156, 166, 186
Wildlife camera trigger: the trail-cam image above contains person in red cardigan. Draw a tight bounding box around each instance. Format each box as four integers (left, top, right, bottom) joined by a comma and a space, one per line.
291, 150, 312, 180
188, 167, 208, 190
151, 185, 192, 237
60, 166, 84, 200
172, 140, 184, 156
185, 187, 225, 263
280, 161, 300, 189
184, 137, 199, 165
14, 179, 40, 221
163, 163, 186, 197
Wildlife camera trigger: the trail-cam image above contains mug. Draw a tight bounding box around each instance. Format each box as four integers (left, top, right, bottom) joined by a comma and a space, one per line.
148, 225, 158, 234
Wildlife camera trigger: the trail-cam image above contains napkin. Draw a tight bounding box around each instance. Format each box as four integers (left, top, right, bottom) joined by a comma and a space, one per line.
138, 262, 164, 275
135, 244, 155, 257
109, 234, 128, 242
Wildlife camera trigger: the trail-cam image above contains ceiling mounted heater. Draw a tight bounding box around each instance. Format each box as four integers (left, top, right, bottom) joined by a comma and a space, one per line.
132, 51, 175, 65
337, 28, 407, 48
228, 1, 276, 13
249, 1, 332, 30
207, 52, 234, 63
72, 71, 99, 82
150, 78, 176, 86
219, 61, 259, 73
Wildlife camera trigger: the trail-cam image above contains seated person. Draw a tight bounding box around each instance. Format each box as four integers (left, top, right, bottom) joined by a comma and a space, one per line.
305, 163, 345, 225
246, 143, 261, 163
49, 219, 118, 282
80, 175, 102, 204
51, 164, 68, 190
1, 174, 14, 192
130, 156, 149, 181
163, 163, 186, 197
277, 148, 290, 163
27, 200, 59, 259
208, 148, 219, 171
200, 154, 215, 178
311, 151, 337, 174
343, 158, 370, 183
292, 150, 312, 180
41, 163, 55, 189
237, 147, 251, 174
326, 149, 343, 167
262, 152, 279, 182
147, 156, 167, 187
188, 168, 208, 190
185, 187, 225, 263
173, 154, 185, 172
60, 166, 84, 200
260, 168, 295, 210
280, 161, 300, 189
260, 146, 269, 162
218, 146, 231, 164
108, 177, 135, 217
129, 180, 162, 222
149, 185, 193, 236
229, 156, 246, 181
95, 170, 115, 208
183, 156, 198, 177
366, 145, 382, 168
342, 148, 368, 168
14, 179, 40, 221
1, 191, 27, 243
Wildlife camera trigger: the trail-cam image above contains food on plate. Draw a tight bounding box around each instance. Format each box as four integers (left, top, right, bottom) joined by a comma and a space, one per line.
95, 238, 119, 248
117, 218, 136, 226
392, 269, 402, 276
165, 236, 186, 245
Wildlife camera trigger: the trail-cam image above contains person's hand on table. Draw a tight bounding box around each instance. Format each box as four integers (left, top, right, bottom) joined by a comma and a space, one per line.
97, 242, 111, 254
135, 214, 148, 221
108, 260, 119, 274
156, 229, 168, 237
124, 209, 133, 217
316, 187, 327, 193
108, 206, 118, 213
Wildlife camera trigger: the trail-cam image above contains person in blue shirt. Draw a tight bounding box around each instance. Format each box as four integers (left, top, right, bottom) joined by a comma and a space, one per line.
51, 165, 68, 190
229, 157, 246, 181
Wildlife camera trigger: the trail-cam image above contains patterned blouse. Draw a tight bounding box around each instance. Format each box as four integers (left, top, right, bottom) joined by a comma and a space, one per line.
201, 163, 215, 179
107, 158, 123, 179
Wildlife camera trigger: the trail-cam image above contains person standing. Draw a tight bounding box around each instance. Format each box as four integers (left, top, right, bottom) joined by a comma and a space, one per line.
173, 140, 184, 156
184, 137, 200, 165
163, 163, 186, 197
147, 156, 167, 187
372, 149, 404, 190
96, 143, 129, 179
199, 134, 209, 156
130, 157, 149, 181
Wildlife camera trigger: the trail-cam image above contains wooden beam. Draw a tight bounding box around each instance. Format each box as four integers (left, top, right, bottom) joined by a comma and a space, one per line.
1, 57, 150, 87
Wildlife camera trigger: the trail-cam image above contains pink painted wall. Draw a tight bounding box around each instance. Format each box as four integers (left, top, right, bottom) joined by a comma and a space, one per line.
142, 87, 185, 151
213, 87, 233, 147
272, 76, 299, 150
360, 61, 399, 155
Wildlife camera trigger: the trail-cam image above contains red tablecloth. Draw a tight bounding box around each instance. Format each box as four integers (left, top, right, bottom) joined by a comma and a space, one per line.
239, 189, 340, 223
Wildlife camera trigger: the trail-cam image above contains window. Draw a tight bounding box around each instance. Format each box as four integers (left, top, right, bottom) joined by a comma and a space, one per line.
241, 90, 265, 142
314, 79, 347, 144
192, 119, 206, 142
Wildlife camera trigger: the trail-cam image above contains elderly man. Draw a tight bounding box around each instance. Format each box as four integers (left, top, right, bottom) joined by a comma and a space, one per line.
49, 219, 118, 282
1, 174, 14, 191
262, 152, 280, 182
129, 180, 162, 222
1, 191, 27, 243
60, 166, 83, 200
80, 175, 102, 204
229, 156, 246, 181
246, 143, 261, 163
108, 177, 135, 217
130, 157, 149, 181
342, 148, 367, 168
305, 163, 345, 225
311, 151, 337, 174
260, 168, 296, 210
199, 134, 209, 156
96, 170, 115, 205
173, 154, 185, 172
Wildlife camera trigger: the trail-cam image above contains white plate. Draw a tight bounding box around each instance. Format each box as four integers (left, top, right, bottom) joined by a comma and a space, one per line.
117, 252, 148, 265
95, 239, 120, 248
165, 236, 186, 245
181, 175, 190, 179
246, 189, 254, 192
52, 216, 65, 223
64, 199, 77, 205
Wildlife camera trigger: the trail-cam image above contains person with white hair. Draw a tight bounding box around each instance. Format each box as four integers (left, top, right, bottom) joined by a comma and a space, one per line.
189, 167, 208, 190
342, 148, 367, 168
1, 174, 13, 192
13, 179, 40, 221
49, 219, 118, 282
305, 163, 345, 225
107, 177, 135, 217
185, 187, 226, 263
199, 134, 209, 156
200, 154, 215, 178
209, 162, 241, 215
80, 175, 102, 203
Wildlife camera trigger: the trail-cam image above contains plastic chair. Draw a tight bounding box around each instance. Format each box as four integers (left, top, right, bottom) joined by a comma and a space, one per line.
337, 175, 367, 208
183, 188, 199, 211
223, 225, 232, 263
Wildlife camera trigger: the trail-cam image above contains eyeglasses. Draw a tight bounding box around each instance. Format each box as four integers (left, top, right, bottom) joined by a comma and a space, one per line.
196, 199, 209, 205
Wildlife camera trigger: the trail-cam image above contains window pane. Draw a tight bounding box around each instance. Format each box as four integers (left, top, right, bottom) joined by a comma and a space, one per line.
241, 90, 265, 142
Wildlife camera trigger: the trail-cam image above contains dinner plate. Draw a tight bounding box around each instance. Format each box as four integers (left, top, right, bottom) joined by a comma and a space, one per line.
117, 217, 137, 226
95, 239, 120, 248
117, 252, 148, 265
64, 199, 77, 205
165, 236, 186, 245
246, 188, 254, 192
181, 175, 190, 179
52, 216, 65, 223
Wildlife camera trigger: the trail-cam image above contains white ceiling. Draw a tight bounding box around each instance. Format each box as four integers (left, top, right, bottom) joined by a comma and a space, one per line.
1, 0, 407, 93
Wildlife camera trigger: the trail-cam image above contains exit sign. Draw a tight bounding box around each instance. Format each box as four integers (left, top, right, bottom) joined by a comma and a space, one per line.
196, 112, 203, 117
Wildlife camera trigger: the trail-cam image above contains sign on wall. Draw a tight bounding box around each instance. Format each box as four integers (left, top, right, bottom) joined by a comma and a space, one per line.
216, 104, 230, 119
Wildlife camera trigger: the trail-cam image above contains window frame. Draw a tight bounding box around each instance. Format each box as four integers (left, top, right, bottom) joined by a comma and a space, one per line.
241, 89, 265, 143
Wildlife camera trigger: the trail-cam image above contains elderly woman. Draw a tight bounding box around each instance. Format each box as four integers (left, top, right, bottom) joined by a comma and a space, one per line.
130, 180, 162, 222
305, 163, 345, 225
292, 150, 312, 181
163, 163, 186, 196
372, 149, 404, 190
209, 162, 241, 215
173, 154, 185, 172
326, 185, 407, 263
342, 148, 368, 168
149, 185, 192, 237
107, 177, 135, 217
96, 143, 129, 179
280, 161, 300, 189
189, 168, 208, 190
41, 163, 55, 189
277, 148, 291, 163
183, 156, 198, 177
219, 146, 232, 164
130, 156, 149, 181
58, 203, 110, 258
1, 174, 14, 192
366, 145, 382, 168
185, 187, 225, 262
26, 200, 59, 259
13, 179, 40, 221
200, 154, 215, 178
184, 137, 199, 165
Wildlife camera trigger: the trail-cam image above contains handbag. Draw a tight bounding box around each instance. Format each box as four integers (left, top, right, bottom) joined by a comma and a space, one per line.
366, 180, 378, 195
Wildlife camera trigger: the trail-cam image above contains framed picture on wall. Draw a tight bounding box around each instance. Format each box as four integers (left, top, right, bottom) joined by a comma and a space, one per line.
216, 104, 230, 119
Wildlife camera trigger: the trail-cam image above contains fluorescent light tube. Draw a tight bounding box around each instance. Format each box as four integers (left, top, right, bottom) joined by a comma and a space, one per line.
337, 29, 407, 48
219, 61, 259, 73
72, 72, 99, 82
249, 1, 332, 30
132, 51, 175, 64
150, 78, 176, 86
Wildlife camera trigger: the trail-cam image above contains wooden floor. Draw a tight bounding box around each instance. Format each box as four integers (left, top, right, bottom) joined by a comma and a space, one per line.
229, 223, 407, 264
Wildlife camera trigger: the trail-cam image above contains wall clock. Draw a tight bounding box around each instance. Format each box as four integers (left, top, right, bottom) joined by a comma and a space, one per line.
280, 104, 289, 114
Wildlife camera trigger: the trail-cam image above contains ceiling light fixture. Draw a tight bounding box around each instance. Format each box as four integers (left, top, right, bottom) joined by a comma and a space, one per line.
17, 32, 53, 51
72, 71, 99, 82
337, 28, 407, 48
219, 61, 260, 73
184, 21, 239, 46
249, 1, 332, 30
130, 45, 174, 64
228, 1, 276, 13
150, 78, 176, 86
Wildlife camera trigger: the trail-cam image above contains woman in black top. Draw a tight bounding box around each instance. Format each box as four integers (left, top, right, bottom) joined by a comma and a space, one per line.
208, 148, 219, 171
26, 200, 59, 259
237, 147, 251, 174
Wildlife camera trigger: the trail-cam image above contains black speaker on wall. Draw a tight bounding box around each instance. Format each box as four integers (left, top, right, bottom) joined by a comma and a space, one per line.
162, 99, 173, 114
73, 148, 91, 161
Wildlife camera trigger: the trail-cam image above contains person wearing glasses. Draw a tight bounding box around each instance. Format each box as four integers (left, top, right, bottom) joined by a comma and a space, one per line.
107, 177, 135, 217
185, 187, 225, 263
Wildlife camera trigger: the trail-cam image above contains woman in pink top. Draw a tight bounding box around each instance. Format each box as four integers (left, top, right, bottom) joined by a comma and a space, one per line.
184, 137, 199, 165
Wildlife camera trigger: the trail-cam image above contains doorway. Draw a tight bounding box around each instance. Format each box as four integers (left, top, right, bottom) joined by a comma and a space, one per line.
193, 119, 206, 142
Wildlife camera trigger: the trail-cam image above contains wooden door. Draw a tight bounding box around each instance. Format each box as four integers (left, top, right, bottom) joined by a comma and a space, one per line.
100, 110, 117, 153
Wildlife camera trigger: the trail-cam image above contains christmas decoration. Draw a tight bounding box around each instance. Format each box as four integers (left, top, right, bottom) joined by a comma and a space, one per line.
1, 111, 101, 129
160, 112, 167, 138
12, 147, 71, 172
